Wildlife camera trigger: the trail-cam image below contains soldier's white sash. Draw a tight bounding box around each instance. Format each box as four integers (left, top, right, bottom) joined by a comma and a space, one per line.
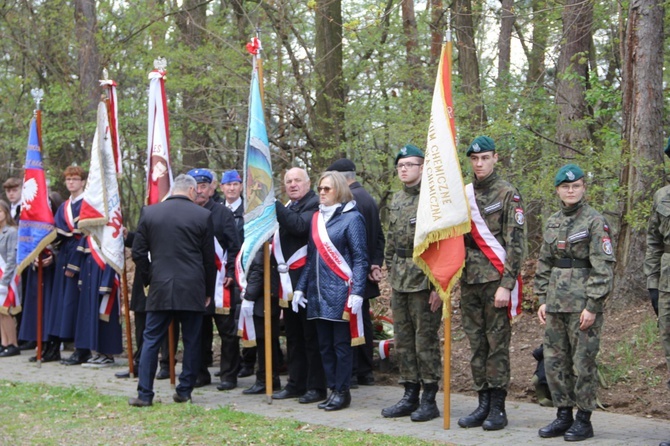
213, 238, 231, 315
235, 249, 256, 347
465, 183, 523, 318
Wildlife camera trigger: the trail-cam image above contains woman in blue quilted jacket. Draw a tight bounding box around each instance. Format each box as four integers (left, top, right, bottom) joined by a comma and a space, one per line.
294, 171, 368, 411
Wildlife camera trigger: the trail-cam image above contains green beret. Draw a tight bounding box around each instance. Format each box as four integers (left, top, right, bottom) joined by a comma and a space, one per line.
664, 136, 670, 158
395, 144, 425, 165
466, 136, 495, 156
554, 164, 585, 187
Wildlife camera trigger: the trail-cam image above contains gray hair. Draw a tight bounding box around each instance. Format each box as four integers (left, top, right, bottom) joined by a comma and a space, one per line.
341, 171, 356, 182
172, 174, 197, 194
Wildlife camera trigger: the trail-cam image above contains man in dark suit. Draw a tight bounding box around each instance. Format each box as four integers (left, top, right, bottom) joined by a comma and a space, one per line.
129, 174, 216, 406
326, 158, 385, 386
187, 168, 240, 390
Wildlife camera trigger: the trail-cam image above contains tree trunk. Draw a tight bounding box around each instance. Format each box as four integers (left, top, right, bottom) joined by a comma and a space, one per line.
176, 0, 210, 170
554, 0, 593, 159
429, 0, 445, 66
526, 0, 548, 86
402, 0, 421, 90
453, 0, 488, 133
613, 0, 664, 307
497, 0, 515, 86
314, 0, 344, 169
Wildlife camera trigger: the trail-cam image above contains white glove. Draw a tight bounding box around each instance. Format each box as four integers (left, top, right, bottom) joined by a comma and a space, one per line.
292, 290, 307, 313
240, 299, 254, 319
348, 294, 364, 315
0, 284, 7, 299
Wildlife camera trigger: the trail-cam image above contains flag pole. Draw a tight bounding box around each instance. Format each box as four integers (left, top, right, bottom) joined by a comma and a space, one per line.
31, 88, 45, 367
443, 21, 453, 430
253, 29, 274, 405
101, 68, 134, 378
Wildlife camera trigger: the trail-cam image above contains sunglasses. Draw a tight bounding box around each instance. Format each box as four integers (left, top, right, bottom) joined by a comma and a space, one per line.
317, 186, 333, 193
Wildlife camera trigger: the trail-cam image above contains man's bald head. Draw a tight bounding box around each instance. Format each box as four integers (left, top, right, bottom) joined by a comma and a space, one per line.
284, 168, 311, 202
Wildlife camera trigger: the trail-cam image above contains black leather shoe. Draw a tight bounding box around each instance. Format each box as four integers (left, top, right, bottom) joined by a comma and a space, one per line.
173, 393, 191, 403
217, 381, 237, 391
299, 389, 327, 404
564, 410, 593, 442
115, 370, 131, 379
128, 397, 152, 407
272, 388, 302, 400
194, 374, 212, 388
324, 390, 351, 411
0, 345, 20, 357
237, 366, 254, 378
156, 368, 170, 380
318, 391, 335, 409
243, 381, 266, 395
357, 374, 375, 386
61, 350, 92, 366
19, 341, 37, 351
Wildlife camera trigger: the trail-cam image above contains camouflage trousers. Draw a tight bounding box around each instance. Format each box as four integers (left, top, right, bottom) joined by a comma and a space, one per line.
391, 289, 442, 384
544, 311, 603, 411
460, 281, 511, 391
658, 291, 670, 373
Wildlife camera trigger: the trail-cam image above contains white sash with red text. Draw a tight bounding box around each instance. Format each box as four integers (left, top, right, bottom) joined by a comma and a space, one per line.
235, 249, 256, 347
273, 229, 307, 308
214, 239, 231, 315
0, 251, 21, 315
465, 183, 523, 319
312, 211, 364, 346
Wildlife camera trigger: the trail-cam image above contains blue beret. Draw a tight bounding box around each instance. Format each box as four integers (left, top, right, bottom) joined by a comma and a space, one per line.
466, 136, 495, 156
221, 170, 242, 184
186, 168, 213, 184
395, 144, 424, 165
554, 164, 585, 187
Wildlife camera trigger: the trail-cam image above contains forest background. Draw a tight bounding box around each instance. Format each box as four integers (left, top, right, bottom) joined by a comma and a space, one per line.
0, 0, 667, 306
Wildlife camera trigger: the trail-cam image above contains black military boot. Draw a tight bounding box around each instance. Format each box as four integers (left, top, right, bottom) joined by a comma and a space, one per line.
482, 388, 508, 431
410, 382, 440, 422
538, 407, 573, 438
458, 389, 490, 428
381, 382, 421, 418
563, 409, 593, 441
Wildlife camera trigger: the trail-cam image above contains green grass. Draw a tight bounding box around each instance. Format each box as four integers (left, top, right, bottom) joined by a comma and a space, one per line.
0, 381, 444, 446
599, 316, 662, 387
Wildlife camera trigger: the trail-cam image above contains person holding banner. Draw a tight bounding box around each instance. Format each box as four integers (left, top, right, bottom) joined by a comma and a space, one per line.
129, 174, 216, 407
294, 171, 368, 411
536, 164, 614, 441
382, 145, 443, 423
458, 136, 526, 431
0, 200, 20, 357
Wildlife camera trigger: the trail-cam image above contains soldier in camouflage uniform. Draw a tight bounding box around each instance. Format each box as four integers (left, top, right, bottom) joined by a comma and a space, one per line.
535, 164, 615, 442
458, 136, 526, 431
645, 142, 670, 441
381, 144, 443, 422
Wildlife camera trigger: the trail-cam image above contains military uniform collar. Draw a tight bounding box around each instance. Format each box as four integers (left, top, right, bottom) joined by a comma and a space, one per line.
560, 197, 585, 216
403, 182, 421, 195
473, 171, 498, 189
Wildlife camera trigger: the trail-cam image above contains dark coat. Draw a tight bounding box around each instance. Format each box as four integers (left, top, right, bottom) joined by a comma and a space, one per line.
349, 181, 385, 299
132, 195, 217, 312
229, 198, 245, 242
296, 202, 368, 321
125, 231, 147, 313
204, 198, 240, 278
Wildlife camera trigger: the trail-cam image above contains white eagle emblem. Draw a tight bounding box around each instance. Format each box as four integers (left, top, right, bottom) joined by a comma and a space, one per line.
21, 178, 38, 212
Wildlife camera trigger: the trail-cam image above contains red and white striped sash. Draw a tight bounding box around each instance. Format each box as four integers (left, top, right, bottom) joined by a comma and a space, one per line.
235, 250, 256, 347
0, 251, 21, 315
213, 239, 231, 315
465, 184, 523, 319
272, 229, 307, 309
311, 211, 364, 346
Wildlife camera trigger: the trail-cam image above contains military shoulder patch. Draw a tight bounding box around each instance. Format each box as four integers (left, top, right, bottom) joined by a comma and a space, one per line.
602, 237, 613, 255
409, 217, 416, 225
514, 208, 525, 225
513, 194, 521, 202
604, 224, 610, 233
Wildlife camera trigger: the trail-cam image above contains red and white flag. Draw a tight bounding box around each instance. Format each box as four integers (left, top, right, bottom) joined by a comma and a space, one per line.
79, 102, 125, 275
146, 64, 173, 205
413, 43, 470, 307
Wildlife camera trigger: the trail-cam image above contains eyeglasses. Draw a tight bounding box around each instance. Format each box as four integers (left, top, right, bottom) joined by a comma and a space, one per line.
558, 183, 584, 192
396, 163, 422, 170
317, 186, 332, 193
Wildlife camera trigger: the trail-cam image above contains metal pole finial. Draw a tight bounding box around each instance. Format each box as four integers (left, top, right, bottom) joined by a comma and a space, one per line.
31, 88, 44, 110
154, 57, 167, 71
102, 68, 109, 80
